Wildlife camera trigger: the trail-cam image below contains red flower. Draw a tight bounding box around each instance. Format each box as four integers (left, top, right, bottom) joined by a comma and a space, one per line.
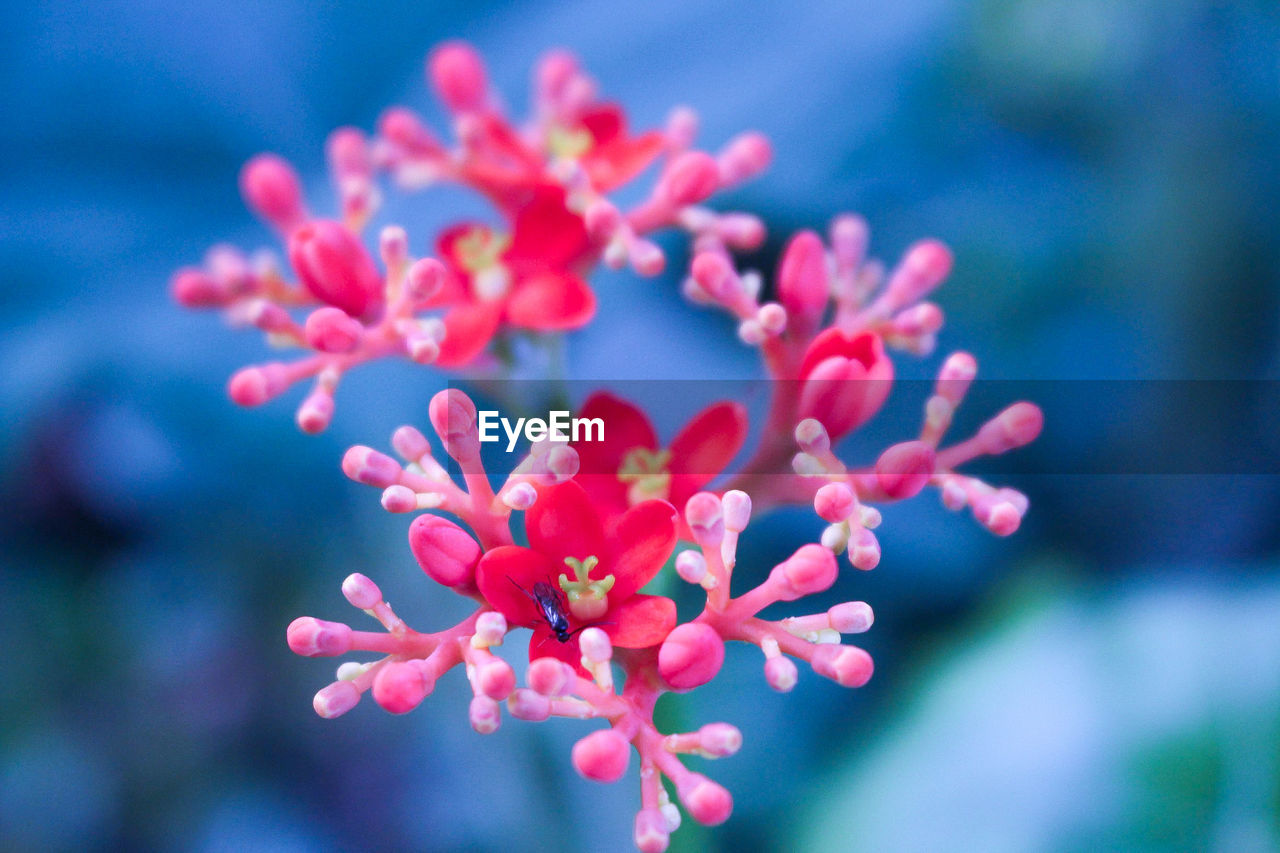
571, 392, 748, 535
556, 103, 665, 193
426, 186, 595, 367
476, 481, 678, 669
797, 329, 893, 441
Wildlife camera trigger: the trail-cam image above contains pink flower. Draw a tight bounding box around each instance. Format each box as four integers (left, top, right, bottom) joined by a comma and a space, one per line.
797, 328, 894, 440
425, 186, 595, 366
475, 481, 677, 670
570, 392, 748, 536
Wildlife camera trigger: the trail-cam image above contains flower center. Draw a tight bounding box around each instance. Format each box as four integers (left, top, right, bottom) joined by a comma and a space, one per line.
617, 447, 672, 505
547, 123, 594, 161
559, 555, 614, 622
455, 227, 512, 302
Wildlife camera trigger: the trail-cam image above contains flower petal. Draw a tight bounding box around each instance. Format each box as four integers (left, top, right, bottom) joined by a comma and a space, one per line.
666, 401, 749, 509
578, 103, 626, 145
528, 623, 583, 667
476, 546, 559, 627
608, 499, 677, 601
524, 481, 606, 568
798, 328, 886, 380
505, 271, 595, 330
505, 185, 588, 272
606, 594, 677, 648
572, 392, 658, 477
433, 301, 502, 367
585, 131, 665, 192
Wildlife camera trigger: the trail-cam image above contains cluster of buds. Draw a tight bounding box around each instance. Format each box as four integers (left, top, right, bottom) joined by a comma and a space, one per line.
172, 41, 769, 431
177, 41, 1044, 851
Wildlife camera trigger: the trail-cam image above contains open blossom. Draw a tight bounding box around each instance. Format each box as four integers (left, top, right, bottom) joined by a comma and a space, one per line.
425, 186, 595, 366
571, 391, 748, 535
177, 38, 1045, 853
475, 481, 677, 670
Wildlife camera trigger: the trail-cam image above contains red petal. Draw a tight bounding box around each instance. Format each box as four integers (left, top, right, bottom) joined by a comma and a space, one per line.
476, 546, 559, 627
798, 329, 885, 380
608, 499, 677, 601
505, 271, 595, 330
506, 186, 588, 271
572, 392, 658, 476
436, 222, 491, 269
584, 131, 665, 192
606, 595, 676, 648
528, 623, 584, 668
524, 481, 606, 567
666, 401, 749, 509
579, 103, 626, 145
433, 301, 502, 367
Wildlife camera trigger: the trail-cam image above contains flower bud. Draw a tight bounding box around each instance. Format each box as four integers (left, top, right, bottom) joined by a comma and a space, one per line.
341, 573, 382, 609
287, 220, 383, 319
475, 658, 516, 701
684, 493, 724, 547
874, 440, 935, 500
814, 482, 856, 522
847, 526, 881, 571
372, 660, 434, 714
429, 41, 489, 113
572, 729, 631, 782
634, 809, 670, 853
406, 258, 445, 302
171, 267, 226, 307
408, 514, 481, 588
287, 617, 352, 657
428, 388, 478, 448
240, 153, 305, 231
658, 623, 724, 690
304, 306, 363, 353
720, 490, 751, 533
976, 402, 1044, 455
883, 239, 952, 310
764, 655, 798, 692
507, 688, 552, 721
798, 330, 893, 440
697, 723, 742, 757
770, 543, 837, 600
469, 694, 501, 734
527, 658, 575, 696
313, 681, 361, 719
717, 131, 772, 184
578, 627, 613, 664
341, 445, 402, 488
676, 774, 733, 826
228, 363, 290, 407
810, 644, 874, 688
778, 230, 829, 332
659, 151, 720, 207
674, 550, 708, 585
829, 601, 874, 634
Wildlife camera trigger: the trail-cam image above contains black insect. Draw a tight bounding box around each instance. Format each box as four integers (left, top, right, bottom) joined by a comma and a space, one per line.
508, 577, 611, 645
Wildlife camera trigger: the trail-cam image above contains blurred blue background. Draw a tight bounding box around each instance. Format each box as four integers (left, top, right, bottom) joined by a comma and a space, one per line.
3, 0, 1279, 850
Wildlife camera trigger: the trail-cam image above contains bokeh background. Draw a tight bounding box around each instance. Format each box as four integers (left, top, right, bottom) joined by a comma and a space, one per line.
3, 1, 1280, 850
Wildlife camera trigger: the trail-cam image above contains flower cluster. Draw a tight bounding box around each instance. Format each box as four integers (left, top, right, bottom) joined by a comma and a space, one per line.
179, 41, 1043, 851
171, 41, 769, 431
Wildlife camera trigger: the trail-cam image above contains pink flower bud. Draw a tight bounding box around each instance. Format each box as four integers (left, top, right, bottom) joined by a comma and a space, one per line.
675, 550, 708, 585
830, 213, 868, 268
770, 543, 837, 600
578, 627, 613, 664
659, 151, 720, 207
171, 267, 226, 307
507, 688, 552, 721
634, 809, 670, 853
798, 330, 894, 440
406, 258, 445, 302
313, 681, 361, 719
777, 230, 829, 331
572, 729, 631, 782
684, 493, 724, 547
391, 425, 431, 461
527, 658, 575, 696
296, 387, 335, 434
429, 41, 489, 113
239, 153, 305, 231
828, 601, 874, 633
341, 573, 382, 609
874, 440, 936, 500
228, 363, 290, 407
814, 482, 856, 522
326, 126, 371, 181
764, 655, 798, 692
847, 527, 881, 571
795, 418, 831, 455
584, 200, 622, 241
429, 388, 478, 447
690, 252, 738, 303
287, 220, 383, 319
883, 239, 952, 310
697, 723, 742, 757
341, 446, 402, 488
377, 107, 443, 158
286, 617, 352, 657
719, 212, 766, 249
476, 658, 516, 700
469, 695, 501, 734
473, 611, 508, 647
408, 514, 481, 588
372, 660, 434, 714
676, 774, 733, 826
658, 623, 725, 690
501, 482, 538, 510
810, 644, 874, 688
721, 490, 751, 533
629, 239, 665, 276
976, 402, 1044, 455
304, 306, 363, 353
718, 131, 772, 183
